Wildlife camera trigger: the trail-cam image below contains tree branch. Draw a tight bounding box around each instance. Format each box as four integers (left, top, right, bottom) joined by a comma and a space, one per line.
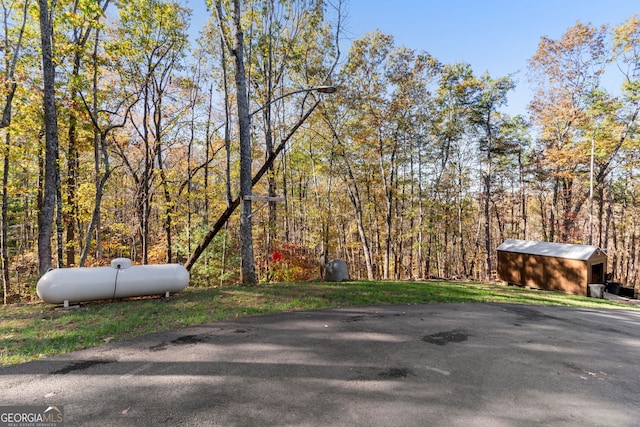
184, 100, 321, 270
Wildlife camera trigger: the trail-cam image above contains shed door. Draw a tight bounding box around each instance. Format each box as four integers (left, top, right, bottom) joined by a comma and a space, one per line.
591, 263, 604, 284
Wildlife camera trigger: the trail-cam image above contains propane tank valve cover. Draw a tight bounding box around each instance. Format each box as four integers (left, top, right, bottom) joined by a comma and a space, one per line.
111, 258, 132, 269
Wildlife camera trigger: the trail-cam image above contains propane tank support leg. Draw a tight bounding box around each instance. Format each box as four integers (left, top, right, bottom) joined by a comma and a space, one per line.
55, 300, 80, 311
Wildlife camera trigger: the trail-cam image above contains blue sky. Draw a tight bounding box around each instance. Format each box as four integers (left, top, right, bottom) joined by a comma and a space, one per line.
342, 0, 638, 115
187, 0, 639, 116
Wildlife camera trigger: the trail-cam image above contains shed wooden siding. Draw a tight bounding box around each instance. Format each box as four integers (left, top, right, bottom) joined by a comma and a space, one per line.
497, 239, 607, 296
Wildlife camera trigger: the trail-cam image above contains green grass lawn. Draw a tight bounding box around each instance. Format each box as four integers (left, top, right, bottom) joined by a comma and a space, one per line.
1, 280, 636, 367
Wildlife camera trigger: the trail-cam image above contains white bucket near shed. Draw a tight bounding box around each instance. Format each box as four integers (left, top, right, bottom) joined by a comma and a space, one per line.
588, 283, 605, 299
36, 258, 189, 307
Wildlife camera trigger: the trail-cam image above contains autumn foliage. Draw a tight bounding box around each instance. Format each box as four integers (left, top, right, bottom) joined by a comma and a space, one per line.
2, 2, 640, 303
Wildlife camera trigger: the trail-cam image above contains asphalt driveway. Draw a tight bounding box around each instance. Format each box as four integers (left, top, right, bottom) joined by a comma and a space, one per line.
2, 303, 640, 426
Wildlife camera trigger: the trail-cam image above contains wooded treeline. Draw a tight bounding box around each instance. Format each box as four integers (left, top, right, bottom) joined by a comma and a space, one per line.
2, 0, 640, 303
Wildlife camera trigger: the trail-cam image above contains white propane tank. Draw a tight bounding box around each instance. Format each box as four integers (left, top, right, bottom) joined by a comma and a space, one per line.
36, 259, 190, 305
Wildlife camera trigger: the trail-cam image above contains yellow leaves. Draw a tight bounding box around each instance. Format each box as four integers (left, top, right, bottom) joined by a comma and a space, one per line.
540, 142, 584, 175
530, 21, 607, 97
76, 178, 98, 218
533, 22, 606, 63
55, 0, 107, 45
343, 30, 394, 77
612, 15, 640, 53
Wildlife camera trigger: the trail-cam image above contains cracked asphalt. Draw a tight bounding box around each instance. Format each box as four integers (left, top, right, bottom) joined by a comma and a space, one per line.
2, 303, 640, 426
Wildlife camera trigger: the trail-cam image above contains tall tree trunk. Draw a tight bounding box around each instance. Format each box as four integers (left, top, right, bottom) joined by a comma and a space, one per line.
0, 0, 29, 300
261, 97, 275, 277
157, 138, 173, 263
561, 178, 574, 242
2, 133, 9, 303
154, 84, 173, 263
348, 187, 374, 280
343, 158, 374, 280
218, 33, 232, 209
80, 127, 112, 266
141, 78, 151, 264
55, 156, 63, 267
37, 0, 59, 275
484, 162, 492, 279
186, 80, 197, 255
261, 10, 277, 266
519, 150, 527, 240
65, 106, 78, 265
483, 133, 492, 279
230, 0, 256, 285
597, 186, 605, 247
379, 136, 396, 280
550, 179, 559, 242
64, 57, 85, 266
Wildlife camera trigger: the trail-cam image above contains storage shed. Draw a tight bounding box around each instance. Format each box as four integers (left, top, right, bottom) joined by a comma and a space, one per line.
496, 239, 607, 296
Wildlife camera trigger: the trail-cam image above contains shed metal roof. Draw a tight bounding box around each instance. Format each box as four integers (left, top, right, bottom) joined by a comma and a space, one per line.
497, 239, 605, 261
